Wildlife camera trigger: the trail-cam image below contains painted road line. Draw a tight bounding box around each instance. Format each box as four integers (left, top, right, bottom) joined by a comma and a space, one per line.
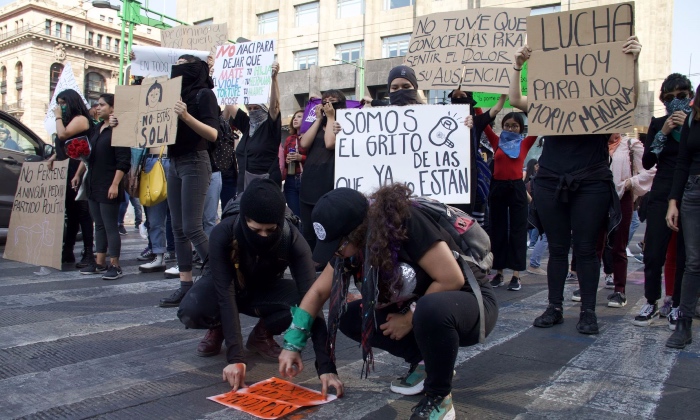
0, 265, 143, 288
0, 279, 178, 309
0, 306, 178, 349
516, 298, 681, 419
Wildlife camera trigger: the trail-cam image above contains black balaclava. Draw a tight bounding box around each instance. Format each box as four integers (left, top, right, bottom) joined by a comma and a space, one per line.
171, 60, 214, 103
387, 65, 419, 106
237, 178, 286, 255
389, 89, 419, 106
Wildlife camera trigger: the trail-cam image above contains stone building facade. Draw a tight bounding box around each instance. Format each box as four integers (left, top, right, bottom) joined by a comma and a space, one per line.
0, 0, 161, 139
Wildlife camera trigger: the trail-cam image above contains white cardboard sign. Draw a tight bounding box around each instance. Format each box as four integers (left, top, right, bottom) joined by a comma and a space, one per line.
131, 45, 210, 77
44, 62, 90, 136
212, 40, 276, 106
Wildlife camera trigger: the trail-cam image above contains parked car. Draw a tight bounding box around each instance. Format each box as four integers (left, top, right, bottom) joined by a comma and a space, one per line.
0, 111, 54, 243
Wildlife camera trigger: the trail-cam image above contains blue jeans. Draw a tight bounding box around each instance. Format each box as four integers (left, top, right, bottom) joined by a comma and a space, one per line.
118, 192, 143, 226
203, 171, 222, 237
284, 174, 302, 218
168, 151, 211, 273
220, 171, 237, 213
530, 233, 548, 268
529, 228, 539, 247
680, 175, 700, 317
143, 157, 171, 254
628, 210, 640, 245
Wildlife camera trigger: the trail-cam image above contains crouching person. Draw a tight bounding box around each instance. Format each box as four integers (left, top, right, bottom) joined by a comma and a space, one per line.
178, 179, 340, 391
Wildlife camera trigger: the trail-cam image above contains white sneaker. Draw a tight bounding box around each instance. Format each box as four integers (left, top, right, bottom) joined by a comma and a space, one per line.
139, 224, 148, 240
139, 254, 166, 273
604, 274, 614, 289
164, 265, 180, 279
626, 247, 634, 257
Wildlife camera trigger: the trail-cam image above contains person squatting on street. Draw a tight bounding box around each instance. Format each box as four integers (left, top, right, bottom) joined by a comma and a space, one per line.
177, 179, 340, 393
509, 35, 642, 335
278, 185, 498, 420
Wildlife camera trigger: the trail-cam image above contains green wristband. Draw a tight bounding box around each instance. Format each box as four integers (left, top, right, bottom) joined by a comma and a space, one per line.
291, 306, 314, 330
282, 306, 314, 352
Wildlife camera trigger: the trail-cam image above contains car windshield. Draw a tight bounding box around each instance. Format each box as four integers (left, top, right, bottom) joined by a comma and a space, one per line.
0, 118, 39, 155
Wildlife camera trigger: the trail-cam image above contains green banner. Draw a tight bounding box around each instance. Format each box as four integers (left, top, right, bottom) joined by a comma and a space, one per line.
473, 62, 527, 108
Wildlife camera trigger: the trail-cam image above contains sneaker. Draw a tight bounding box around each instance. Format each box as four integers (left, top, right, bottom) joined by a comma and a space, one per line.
164, 251, 177, 263
139, 254, 166, 273
489, 273, 504, 288
607, 292, 627, 308
137, 247, 155, 261
626, 247, 634, 257
633, 253, 644, 264
527, 266, 547, 276
507, 276, 521, 291
533, 305, 564, 328
410, 393, 455, 420
118, 224, 127, 236
80, 262, 107, 275
571, 289, 581, 302
668, 307, 680, 331
390, 363, 427, 396
102, 265, 124, 280
75, 252, 94, 269
159, 286, 190, 308
139, 224, 148, 240
636, 241, 644, 252
134, 223, 141, 231
164, 265, 180, 279
565, 272, 578, 283
632, 302, 659, 326
659, 297, 673, 317
577, 309, 599, 334
604, 274, 614, 289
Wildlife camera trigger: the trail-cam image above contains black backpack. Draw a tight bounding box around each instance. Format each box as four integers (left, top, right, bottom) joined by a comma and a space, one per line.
196, 90, 238, 172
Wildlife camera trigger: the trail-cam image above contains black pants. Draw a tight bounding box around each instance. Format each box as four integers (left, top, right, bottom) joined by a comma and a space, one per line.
644, 189, 686, 306
534, 180, 610, 311
339, 287, 498, 397
88, 199, 122, 258
63, 184, 94, 256
489, 179, 528, 271
300, 201, 317, 258
679, 176, 700, 317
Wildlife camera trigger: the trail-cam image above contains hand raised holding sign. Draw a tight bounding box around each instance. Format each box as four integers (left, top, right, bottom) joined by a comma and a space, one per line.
622, 35, 642, 61
223, 363, 247, 391
463, 115, 474, 129
108, 114, 119, 127
174, 98, 189, 121
271, 61, 280, 79
514, 45, 532, 68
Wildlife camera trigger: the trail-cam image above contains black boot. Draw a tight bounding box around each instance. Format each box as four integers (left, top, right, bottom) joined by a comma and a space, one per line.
76, 248, 94, 269
666, 316, 692, 349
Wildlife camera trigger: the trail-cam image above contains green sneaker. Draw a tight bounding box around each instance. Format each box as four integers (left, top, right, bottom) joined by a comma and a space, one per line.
410, 393, 455, 420
390, 363, 427, 395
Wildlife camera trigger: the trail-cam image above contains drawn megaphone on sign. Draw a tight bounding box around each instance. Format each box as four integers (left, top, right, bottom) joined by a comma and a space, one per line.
429, 116, 457, 148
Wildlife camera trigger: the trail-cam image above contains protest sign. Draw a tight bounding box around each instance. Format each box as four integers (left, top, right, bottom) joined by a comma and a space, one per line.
111, 76, 182, 148
527, 2, 636, 135
3, 160, 69, 270
208, 377, 336, 420
335, 105, 471, 203
131, 45, 209, 77
473, 62, 527, 108
405, 8, 530, 93
299, 98, 362, 134
44, 62, 90, 135
212, 40, 276, 106
160, 23, 228, 55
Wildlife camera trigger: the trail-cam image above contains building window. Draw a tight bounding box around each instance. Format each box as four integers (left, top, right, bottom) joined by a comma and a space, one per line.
49, 63, 64, 99
65, 25, 72, 41
530, 3, 561, 15
88, 32, 94, 46
114, 39, 120, 53
55, 22, 62, 38
96, 34, 102, 49
338, 0, 363, 18
15, 62, 22, 103
295, 2, 319, 27
336, 41, 363, 63
45, 20, 51, 35
293, 49, 318, 70
382, 34, 410, 57
426, 89, 452, 105
386, 0, 413, 9
147, 28, 152, 34
194, 18, 214, 26
106, 37, 111, 51
108, 17, 114, 23
100, 15, 105, 21
258, 11, 279, 34
84, 72, 106, 105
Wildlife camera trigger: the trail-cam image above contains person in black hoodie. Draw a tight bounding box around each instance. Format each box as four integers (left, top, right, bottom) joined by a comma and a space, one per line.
177, 179, 340, 394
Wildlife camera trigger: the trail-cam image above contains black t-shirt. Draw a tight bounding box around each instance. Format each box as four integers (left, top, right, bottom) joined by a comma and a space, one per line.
671, 114, 700, 201
168, 88, 220, 158
536, 133, 608, 188
86, 125, 131, 204
299, 127, 335, 204
644, 115, 680, 192
233, 109, 282, 191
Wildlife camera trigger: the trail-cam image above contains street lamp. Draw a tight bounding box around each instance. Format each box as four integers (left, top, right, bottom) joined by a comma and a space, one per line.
92, 0, 189, 85
332, 58, 365, 99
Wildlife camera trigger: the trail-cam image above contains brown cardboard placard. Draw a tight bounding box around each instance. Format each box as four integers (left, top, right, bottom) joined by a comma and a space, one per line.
112, 76, 182, 148
527, 2, 636, 135
160, 23, 228, 56
3, 160, 69, 270
405, 8, 530, 93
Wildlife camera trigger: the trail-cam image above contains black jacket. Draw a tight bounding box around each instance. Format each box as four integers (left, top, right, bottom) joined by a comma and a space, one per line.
87, 125, 131, 204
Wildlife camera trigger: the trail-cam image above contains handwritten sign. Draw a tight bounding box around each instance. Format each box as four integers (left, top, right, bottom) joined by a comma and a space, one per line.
299, 98, 363, 134
527, 3, 636, 135
44, 62, 90, 136
3, 160, 69, 270
131, 45, 210, 77
208, 377, 336, 420
212, 40, 276, 106
473, 62, 528, 108
111, 76, 182, 148
335, 105, 471, 203
160, 23, 228, 56
405, 8, 530, 93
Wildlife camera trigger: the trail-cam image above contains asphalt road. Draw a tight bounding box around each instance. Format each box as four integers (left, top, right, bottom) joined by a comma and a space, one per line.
1, 226, 698, 419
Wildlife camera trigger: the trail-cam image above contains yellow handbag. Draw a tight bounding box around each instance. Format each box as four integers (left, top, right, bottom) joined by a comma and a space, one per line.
139, 146, 167, 206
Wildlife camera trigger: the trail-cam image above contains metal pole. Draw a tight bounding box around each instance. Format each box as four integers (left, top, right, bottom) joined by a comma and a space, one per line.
118, 5, 127, 85
357, 58, 364, 99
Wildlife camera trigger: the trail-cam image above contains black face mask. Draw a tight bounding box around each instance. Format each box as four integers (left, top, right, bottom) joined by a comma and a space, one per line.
451, 96, 477, 107
238, 219, 283, 255
389, 89, 419, 106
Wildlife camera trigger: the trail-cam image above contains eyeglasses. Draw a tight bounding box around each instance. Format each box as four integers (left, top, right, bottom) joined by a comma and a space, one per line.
334, 240, 349, 257
503, 124, 520, 132
662, 91, 690, 102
